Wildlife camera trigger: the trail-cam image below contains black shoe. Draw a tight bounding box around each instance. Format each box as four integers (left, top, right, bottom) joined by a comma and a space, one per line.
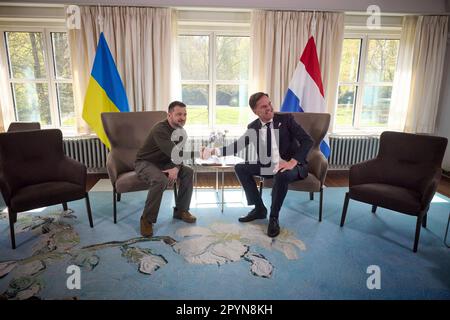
267, 217, 280, 237
238, 207, 267, 222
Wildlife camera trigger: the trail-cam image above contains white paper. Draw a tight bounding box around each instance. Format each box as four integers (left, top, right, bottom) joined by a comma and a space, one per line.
195, 155, 244, 166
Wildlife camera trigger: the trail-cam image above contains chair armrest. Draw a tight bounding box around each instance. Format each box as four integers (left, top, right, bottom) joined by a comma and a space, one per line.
106, 152, 119, 185
349, 159, 383, 186
0, 172, 12, 206
307, 150, 328, 185
420, 169, 442, 209
56, 156, 87, 187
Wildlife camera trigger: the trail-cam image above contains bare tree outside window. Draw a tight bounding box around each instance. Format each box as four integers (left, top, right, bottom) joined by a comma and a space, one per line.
4, 31, 74, 128
336, 36, 399, 130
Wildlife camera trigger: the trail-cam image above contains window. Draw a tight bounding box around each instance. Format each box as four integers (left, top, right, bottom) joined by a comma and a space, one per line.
336, 35, 400, 131
4, 30, 74, 129
179, 33, 251, 130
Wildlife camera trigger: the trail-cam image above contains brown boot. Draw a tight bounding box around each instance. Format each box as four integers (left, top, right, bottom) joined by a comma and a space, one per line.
140, 216, 153, 237
173, 209, 197, 223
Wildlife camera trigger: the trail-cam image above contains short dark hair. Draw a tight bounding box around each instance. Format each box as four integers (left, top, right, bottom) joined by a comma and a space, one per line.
249, 92, 269, 110
168, 101, 186, 112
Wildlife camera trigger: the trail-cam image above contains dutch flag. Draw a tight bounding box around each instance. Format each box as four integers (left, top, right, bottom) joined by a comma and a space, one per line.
280, 36, 331, 158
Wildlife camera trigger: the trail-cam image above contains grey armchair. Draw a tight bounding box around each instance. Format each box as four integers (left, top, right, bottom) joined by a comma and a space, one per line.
260, 112, 330, 221
101, 111, 178, 223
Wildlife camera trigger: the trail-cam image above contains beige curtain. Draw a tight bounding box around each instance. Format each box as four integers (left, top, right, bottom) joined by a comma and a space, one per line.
404, 16, 449, 133
0, 47, 12, 132
388, 16, 418, 131
68, 6, 175, 134
251, 10, 344, 130
0, 105, 4, 132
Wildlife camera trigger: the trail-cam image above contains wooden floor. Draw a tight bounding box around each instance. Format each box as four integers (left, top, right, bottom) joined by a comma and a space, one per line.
86, 170, 450, 198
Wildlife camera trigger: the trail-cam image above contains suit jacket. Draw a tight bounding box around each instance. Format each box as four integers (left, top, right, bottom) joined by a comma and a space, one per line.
222, 113, 313, 166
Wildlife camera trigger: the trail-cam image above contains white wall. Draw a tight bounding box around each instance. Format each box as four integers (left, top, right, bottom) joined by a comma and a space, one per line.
0, 0, 447, 14
436, 37, 450, 172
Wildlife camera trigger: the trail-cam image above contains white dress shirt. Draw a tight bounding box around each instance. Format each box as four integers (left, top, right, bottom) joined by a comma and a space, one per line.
260, 119, 281, 168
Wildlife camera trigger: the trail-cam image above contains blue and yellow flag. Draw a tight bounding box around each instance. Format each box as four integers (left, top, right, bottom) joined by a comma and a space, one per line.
82, 32, 129, 149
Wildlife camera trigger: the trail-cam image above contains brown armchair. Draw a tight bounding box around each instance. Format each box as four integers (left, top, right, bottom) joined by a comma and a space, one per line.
340, 131, 448, 252
101, 111, 177, 223
260, 112, 330, 221
7, 122, 41, 132
0, 129, 93, 249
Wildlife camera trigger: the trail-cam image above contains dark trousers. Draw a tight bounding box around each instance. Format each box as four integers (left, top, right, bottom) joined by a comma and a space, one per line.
135, 160, 193, 223
234, 163, 307, 218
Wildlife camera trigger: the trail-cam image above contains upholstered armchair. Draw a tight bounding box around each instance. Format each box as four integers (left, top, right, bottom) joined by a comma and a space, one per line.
340, 131, 448, 252
0, 129, 93, 249
260, 112, 330, 221
101, 111, 178, 223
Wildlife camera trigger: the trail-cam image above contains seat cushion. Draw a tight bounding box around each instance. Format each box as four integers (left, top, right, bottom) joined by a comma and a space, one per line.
115, 171, 149, 193
11, 181, 85, 212
288, 174, 321, 192
262, 173, 321, 192
350, 183, 422, 215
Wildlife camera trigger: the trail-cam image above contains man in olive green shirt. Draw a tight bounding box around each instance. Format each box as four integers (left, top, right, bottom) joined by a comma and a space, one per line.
135, 101, 196, 237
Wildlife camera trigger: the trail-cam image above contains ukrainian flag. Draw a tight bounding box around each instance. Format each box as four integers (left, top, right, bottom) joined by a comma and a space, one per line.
82, 32, 129, 149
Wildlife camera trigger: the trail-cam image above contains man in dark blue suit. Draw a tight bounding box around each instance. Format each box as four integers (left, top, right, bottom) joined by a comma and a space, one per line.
203, 92, 313, 237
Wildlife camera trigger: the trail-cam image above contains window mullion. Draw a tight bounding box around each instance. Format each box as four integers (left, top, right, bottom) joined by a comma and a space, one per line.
1, 31, 17, 124
210, 31, 215, 129
354, 35, 368, 129
44, 30, 60, 127
181, 80, 210, 85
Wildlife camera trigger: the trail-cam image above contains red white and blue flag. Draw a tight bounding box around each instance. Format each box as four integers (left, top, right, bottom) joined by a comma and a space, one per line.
280, 36, 330, 158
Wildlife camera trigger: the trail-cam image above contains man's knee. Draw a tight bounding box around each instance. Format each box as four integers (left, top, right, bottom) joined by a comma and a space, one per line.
274, 170, 291, 184
235, 163, 247, 174
180, 165, 193, 178
151, 175, 169, 189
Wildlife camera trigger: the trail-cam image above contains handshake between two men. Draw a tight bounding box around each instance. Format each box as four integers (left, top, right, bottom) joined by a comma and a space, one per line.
199, 146, 216, 161
134, 94, 313, 239
199, 145, 298, 173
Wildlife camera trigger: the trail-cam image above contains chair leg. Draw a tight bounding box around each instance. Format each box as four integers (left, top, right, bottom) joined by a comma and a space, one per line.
117, 193, 121, 202
414, 215, 423, 253
259, 179, 263, 197
8, 208, 16, 249
310, 192, 314, 201
371, 205, 377, 213
85, 193, 94, 228
340, 192, 350, 227
444, 212, 450, 248
319, 189, 323, 222
421, 214, 427, 228
113, 188, 117, 224
62, 202, 68, 211
173, 181, 178, 200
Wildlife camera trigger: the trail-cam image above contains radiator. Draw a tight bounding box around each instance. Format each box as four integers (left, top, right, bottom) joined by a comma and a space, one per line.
62, 135, 379, 173
329, 135, 380, 169
63, 136, 109, 173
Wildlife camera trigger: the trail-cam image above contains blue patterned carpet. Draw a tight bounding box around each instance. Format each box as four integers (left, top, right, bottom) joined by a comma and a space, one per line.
0, 187, 449, 300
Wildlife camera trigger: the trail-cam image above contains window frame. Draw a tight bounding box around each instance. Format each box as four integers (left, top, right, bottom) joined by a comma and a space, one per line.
176, 8, 252, 137
335, 31, 401, 134
0, 26, 74, 133
178, 30, 251, 134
